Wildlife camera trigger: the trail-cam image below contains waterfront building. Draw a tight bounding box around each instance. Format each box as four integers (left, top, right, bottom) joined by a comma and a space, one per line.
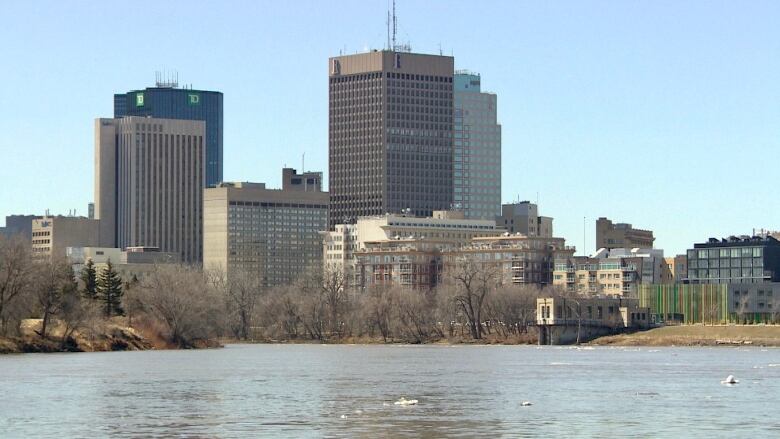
114, 81, 223, 187
67, 246, 179, 281
639, 283, 780, 324
496, 202, 553, 238
329, 210, 502, 288
203, 176, 328, 287
596, 217, 655, 250
684, 235, 780, 284
31, 216, 101, 258
328, 50, 454, 228
537, 296, 651, 345
453, 71, 501, 220
552, 248, 667, 297
448, 234, 574, 287
95, 117, 205, 263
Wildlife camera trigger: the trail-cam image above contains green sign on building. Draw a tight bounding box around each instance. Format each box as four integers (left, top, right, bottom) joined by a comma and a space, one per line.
135, 92, 144, 107
188, 93, 200, 105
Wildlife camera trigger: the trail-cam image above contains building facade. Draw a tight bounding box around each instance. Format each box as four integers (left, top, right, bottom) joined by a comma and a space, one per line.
496, 202, 553, 238
453, 71, 501, 220
553, 248, 667, 297
95, 117, 205, 263
67, 246, 179, 281
1, 215, 41, 241
282, 167, 323, 192
203, 179, 328, 287
114, 84, 223, 187
663, 254, 688, 283
31, 216, 101, 258
328, 50, 454, 228
596, 217, 655, 249
684, 235, 780, 284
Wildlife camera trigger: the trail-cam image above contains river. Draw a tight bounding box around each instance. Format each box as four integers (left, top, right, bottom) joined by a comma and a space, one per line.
1, 344, 779, 438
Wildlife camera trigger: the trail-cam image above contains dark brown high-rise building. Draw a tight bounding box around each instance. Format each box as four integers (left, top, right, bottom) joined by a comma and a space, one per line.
328, 50, 454, 228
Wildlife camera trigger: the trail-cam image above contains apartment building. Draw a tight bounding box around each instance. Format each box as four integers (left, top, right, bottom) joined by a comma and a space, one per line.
596, 217, 655, 250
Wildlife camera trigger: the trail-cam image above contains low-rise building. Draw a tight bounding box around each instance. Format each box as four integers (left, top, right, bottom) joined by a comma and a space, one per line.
496, 202, 553, 237
536, 296, 651, 344
553, 248, 666, 297
32, 216, 102, 258
203, 174, 328, 287
596, 217, 655, 250
685, 235, 780, 284
67, 246, 179, 281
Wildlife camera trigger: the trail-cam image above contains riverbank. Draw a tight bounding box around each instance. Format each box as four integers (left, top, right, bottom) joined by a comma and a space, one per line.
591, 325, 780, 347
0, 319, 221, 354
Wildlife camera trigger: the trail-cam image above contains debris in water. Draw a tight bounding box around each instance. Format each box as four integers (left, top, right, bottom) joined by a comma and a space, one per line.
394, 397, 418, 406
721, 375, 739, 385
521, 401, 533, 406
340, 414, 348, 419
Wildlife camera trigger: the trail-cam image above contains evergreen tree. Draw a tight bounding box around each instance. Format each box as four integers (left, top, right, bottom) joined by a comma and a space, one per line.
96, 260, 124, 317
80, 258, 97, 300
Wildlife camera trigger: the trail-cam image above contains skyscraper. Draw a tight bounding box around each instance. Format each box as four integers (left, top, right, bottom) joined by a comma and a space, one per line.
114, 81, 223, 187
454, 71, 501, 219
94, 117, 205, 263
328, 50, 454, 228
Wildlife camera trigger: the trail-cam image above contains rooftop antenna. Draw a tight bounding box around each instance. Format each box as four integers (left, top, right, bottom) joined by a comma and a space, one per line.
386, 2, 391, 50
392, 0, 397, 50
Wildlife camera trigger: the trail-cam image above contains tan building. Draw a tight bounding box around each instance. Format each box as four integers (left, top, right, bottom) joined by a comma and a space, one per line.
328, 50, 454, 228
553, 248, 667, 297
203, 177, 328, 287
496, 202, 553, 238
67, 246, 179, 281
663, 254, 688, 283
446, 234, 574, 286
596, 217, 655, 250
537, 296, 651, 344
31, 216, 101, 258
282, 167, 322, 192
95, 117, 205, 263
327, 210, 503, 286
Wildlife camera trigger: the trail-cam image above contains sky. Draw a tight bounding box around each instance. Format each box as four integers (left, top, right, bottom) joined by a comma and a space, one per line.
1, 0, 778, 256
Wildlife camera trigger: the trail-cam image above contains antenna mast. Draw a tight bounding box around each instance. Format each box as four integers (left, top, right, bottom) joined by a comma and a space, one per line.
392, 0, 397, 50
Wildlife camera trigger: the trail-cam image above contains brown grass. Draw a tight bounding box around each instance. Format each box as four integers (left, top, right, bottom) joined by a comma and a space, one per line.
592, 325, 780, 347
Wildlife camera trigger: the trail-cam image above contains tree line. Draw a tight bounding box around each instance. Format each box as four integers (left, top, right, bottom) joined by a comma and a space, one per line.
1, 235, 570, 349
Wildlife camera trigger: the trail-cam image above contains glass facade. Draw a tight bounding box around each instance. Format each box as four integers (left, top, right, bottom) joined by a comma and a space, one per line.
685, 238, 780, 284
453, 72, 501, 220
115, 87, 223, 188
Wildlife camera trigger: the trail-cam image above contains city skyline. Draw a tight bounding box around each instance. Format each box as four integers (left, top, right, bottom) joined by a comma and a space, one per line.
1, 1, 779, 255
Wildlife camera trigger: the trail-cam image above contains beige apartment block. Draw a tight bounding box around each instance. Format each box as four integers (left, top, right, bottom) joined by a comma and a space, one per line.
31, 216, 101, 258
596, 217, 655, 250
663, 254, 688, 283
95, 117, 205, 263
553, 248, 666, 297
203, 179, 328, 288
496, 202, 553, 238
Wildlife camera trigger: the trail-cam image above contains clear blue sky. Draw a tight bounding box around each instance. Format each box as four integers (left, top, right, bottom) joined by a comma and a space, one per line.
1, 0, 778, 256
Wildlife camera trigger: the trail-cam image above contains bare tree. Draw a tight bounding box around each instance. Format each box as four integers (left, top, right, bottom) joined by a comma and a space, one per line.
0, 236, 34, 335
33, 256, 77, 339
211, 269, 262, 340
444, 259, 501, 340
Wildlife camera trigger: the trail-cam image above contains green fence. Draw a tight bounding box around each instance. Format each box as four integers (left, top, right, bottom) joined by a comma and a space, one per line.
638, 284, 731, 324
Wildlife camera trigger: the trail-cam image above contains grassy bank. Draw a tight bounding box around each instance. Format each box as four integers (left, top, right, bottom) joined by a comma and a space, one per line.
591, 325, 780, 347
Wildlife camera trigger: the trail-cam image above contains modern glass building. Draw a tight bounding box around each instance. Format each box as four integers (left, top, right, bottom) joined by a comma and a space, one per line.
685, 235, 780, 284
453, 71, 501, 220
114, 84, 223, 188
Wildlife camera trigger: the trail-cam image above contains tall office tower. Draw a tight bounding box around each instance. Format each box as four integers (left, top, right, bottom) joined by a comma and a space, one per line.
95, 117, 205, 263
453, 71, 501, 219
328, 50, 454, 228
114, 79, 223, 187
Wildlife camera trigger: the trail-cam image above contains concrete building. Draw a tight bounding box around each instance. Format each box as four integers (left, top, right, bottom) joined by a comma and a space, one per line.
114, 81, 223, 187
663, 254, 688, 283
447, 234, 574, 286
328, 50, 454, 228
537, 296, 651, 345
596, 217, 655, 250
67, 246, 179, 281
31, 216, 101, 258
496, 202, 553, 238
685, 235, 780, 284
95, 116, 205, 263
282, 167, 322, 192
203, 176, 328, 287
1, 215, 41, 241
332, 211, 504, 288
553, 248, 667, 297
453, 71, 501, 220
